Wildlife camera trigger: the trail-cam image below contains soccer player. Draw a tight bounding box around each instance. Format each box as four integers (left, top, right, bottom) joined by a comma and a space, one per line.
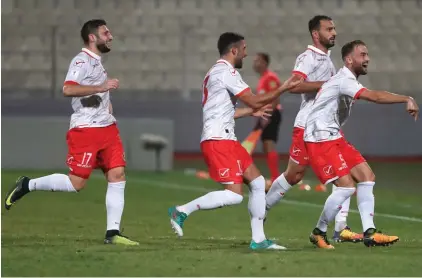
252, 53, 283, 185
265, 15, 363, 242
167, 32, 301, 250
305, 40, 418, 248
4, 19, 138, 246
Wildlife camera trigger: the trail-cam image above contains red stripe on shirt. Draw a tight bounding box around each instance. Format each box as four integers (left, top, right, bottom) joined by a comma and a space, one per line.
236, 87, 250, 97
354, 88, 367, 99
292, 71, 307, 80
64, 81, 79, 85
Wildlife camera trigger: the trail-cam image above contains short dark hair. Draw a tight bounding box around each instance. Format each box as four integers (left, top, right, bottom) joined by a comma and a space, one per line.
341, 40, 367, 60
308, 15, 332, 35
81, 19, 107, 44
257, 52, 270, 65
217, 32, 245, 56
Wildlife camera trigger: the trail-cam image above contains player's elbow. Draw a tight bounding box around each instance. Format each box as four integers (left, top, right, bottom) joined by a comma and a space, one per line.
62, 86, 73, 97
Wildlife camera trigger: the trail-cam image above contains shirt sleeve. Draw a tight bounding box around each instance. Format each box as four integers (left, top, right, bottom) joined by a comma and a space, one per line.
340, 78, 367, 99
292, 53, 314, 80
64, 57, 89, 85
224, 68, 250, 96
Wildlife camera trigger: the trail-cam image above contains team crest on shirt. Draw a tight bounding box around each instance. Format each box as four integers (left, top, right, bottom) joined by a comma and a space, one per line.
230, 69, 237, 76
269, 80, 277, 89
70, 70, 79, 79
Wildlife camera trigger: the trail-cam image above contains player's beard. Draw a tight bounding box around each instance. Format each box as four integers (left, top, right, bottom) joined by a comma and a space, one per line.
234, 57, 243, 69
359, 62, 369, 75
97, 41, 111, 53
353, 62, 368, 77
321, 36, 335, 49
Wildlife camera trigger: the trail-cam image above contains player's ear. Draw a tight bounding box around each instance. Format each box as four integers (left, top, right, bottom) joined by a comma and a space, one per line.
311, 30, 319, 40
88, 33, 97, 43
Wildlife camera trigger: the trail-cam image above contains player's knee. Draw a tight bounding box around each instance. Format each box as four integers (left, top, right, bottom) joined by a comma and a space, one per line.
249, 175, 265, 190
223, 189, 243, 205
363, 172, 376, 182
106, 167, 126, 183
355, 169, 376, 183
335, 174, 355, 188
224, 183, 243, 196
68, 175, 87, 192
284, 170, 304, 185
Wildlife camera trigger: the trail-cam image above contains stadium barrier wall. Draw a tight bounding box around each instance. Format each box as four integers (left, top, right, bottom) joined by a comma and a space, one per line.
2, 96, 422, 157
1, 116, 174, 171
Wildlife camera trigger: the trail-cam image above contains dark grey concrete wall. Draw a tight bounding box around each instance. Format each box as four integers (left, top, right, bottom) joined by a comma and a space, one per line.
2, 95, 422, 156
1, 116, 174, 170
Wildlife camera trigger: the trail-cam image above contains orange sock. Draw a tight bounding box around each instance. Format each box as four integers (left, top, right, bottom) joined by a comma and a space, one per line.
266, 151, 280, 182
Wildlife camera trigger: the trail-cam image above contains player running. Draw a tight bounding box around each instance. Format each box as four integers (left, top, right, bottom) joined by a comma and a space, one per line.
4, 19, 139, 246
305, 40, 418, 249
252, 53, 283, 186
265, 15, 363, 242
168, 32, 301, 250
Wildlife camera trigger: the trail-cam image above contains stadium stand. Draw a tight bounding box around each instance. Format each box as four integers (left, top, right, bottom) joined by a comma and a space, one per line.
1, 0, 422, 98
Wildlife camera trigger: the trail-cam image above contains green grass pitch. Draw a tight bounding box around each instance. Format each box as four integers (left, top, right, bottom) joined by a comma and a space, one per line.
2, 160, 422, 276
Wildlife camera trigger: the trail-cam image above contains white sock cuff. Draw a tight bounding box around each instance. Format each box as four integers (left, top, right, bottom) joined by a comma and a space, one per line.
224, 189, 243, 204
357, 181, 375, 187
249, 176, 265, 191
335, 186, 356, 197
64, 175, 77, 192
108, 181, 126, 189
275, 173, 292, 191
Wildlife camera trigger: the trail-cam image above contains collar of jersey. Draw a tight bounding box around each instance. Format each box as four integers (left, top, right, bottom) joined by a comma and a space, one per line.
216, 59, 233, 68
82, 48, 101, 60
340, 66, 357, 80
307, 45, 331, 56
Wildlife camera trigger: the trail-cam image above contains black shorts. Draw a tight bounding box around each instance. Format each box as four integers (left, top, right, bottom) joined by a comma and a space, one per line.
255, 109, 282, 142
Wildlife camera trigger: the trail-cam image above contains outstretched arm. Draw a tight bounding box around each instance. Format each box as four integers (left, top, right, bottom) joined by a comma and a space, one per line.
234, 105, 272, 119
288, 74, 325, 94
236, 75, 302, 109
358, 90, 419, 120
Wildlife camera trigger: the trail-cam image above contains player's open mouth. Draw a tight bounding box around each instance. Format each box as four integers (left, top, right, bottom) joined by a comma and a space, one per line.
106, 41, 112, 48
362, 64, 368, 69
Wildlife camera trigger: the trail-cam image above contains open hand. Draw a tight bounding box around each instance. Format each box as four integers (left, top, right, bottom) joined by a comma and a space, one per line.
252, 104, 273, 121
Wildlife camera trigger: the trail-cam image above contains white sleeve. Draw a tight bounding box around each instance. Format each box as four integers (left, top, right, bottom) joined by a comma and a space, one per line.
340, 78, 367, 99
292, 53, 314, 79
224, 68, 250, 96
64, 57, 89, 85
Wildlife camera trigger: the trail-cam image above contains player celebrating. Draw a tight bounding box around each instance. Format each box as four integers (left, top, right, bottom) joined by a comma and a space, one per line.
4, 19, 138, 246
265, 15, 363, 242
168, 32, 301, 250
305, 40, 418, 248
252, 53, 283, 185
